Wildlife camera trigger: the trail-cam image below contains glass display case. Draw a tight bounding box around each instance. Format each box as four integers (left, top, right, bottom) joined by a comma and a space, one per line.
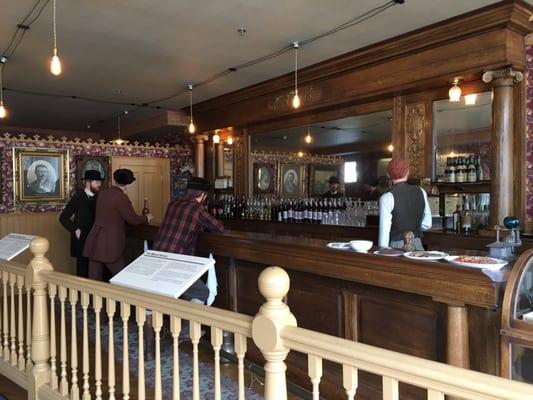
501, 249, 533, 383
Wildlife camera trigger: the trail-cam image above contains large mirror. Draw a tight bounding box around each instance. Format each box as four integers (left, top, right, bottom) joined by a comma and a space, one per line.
250, 109, 393, 199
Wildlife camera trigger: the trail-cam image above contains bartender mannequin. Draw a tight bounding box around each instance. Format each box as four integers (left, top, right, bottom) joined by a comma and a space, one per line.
322, 176, 344, 198
378, 159, 432, 249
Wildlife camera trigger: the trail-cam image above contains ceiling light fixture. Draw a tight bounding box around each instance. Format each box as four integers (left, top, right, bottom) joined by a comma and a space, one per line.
50, 0, 62, 76
213, 131, 220, 144
464, 93, 477, 106
187, 84, 196, 134
449, 78, 462, 102
114, 111, 128, 145
304, 127, 312, 144
0, 57, 7, 119
291, 42, 301, 109
388, 144, 394, 152
226, 136, 233, 145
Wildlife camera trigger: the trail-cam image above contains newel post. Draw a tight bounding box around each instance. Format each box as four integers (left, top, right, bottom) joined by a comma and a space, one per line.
26, 237, 53, 400
252, 267, 297, 400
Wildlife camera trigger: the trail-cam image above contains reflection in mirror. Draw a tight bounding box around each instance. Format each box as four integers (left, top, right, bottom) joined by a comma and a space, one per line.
250, 109, 393, 199
432, 91, 492, 181
223, 146, 233, 181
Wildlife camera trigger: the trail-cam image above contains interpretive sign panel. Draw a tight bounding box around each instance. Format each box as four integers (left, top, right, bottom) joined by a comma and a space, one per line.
110, 250, 214, 298
0, 233, 36, 261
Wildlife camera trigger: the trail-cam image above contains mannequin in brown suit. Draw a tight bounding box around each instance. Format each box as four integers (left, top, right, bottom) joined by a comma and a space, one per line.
83, 169, 153, 280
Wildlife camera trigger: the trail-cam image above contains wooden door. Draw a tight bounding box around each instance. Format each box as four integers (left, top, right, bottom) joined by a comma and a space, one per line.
111, 156, 170, 224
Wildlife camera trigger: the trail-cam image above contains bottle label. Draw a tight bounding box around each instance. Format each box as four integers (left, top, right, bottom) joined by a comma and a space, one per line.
288, 209, 293, 219
282, 210, 288, 220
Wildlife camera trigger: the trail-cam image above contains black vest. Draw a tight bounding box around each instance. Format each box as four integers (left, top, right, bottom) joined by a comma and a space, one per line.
389, 182, 425, 241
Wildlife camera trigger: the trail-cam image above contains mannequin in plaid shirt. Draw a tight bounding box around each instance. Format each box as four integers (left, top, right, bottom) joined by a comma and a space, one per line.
152, 177, 224, 302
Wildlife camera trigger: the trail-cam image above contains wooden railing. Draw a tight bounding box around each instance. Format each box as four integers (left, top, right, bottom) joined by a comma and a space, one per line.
0, 237, 532, 400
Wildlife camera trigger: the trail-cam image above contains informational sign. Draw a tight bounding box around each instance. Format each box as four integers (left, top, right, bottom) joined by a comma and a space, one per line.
110, 250, 215, 299
0, 233, 36, 261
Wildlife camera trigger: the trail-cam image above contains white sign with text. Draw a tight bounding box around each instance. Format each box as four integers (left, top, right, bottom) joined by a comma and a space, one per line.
0, 233, 36, 261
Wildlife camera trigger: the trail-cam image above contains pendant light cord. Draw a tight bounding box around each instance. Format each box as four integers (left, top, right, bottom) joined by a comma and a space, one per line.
52, 0, 57, 50
0, 64, 4, 104
294, 45, 298, 93
189, 86, 193, 121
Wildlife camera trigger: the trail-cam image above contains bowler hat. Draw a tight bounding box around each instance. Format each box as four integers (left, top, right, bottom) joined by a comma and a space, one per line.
83, 169, 104, 181
113, 169, 136, 185
187, 177, 212, 192
328, 176, 340, 184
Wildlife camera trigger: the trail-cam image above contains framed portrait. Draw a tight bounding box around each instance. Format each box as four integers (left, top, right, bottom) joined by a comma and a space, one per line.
13, 147, 69, 204
279, 163, 304, 198
309, 164, 339, 196
253, 162, 275, 194
75, 155, 110, 190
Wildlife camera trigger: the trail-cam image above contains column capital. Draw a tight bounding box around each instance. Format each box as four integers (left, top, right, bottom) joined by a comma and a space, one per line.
482, 67, 523, 84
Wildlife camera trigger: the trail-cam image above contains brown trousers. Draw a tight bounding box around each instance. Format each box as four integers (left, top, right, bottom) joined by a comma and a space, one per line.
88, 257, 124, 282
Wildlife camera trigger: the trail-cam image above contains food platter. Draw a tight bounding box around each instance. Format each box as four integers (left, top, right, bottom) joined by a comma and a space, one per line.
326, 242, 351, 250
373, 248, 404, 257
403, 251, 449, 261
444, 255, 507, 270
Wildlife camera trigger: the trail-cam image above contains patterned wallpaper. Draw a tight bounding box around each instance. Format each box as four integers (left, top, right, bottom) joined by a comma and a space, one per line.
527, 43, 533, 221
0, 133, 190, 213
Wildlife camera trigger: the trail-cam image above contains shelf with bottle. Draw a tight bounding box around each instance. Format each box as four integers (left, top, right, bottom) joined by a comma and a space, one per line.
206, 195, 378, 227
436, 154, 489, 193
442, 193, 490, 234
435, 181, 491, 194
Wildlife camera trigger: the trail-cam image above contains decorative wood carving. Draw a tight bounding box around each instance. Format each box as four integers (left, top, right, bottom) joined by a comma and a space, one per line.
267, 86, 322, 112
404, 103, 426, 178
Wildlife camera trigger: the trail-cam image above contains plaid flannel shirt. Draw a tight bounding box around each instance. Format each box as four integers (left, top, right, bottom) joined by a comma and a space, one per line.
152, 198, 224, 255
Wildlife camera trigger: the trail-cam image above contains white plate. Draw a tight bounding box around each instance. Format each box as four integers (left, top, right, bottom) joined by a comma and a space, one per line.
444, 255, 507, 270
327, 242, 351, 250
373, 249, 404, 257
403, 251, 449, 261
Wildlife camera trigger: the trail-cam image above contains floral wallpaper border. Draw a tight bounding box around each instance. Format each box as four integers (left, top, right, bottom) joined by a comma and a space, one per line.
0, 132, 190, 213
526, 43, 533, 221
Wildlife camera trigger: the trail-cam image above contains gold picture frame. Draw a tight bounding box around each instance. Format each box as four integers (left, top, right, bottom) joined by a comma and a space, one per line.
13, 147, 69, 204
278, 163, 305, 198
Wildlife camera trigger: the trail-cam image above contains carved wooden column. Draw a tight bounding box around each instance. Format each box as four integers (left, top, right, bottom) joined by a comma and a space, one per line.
233, 128, 250, 197
447, 304, 469, 369
482, 68, 523, 225
193, 135, 208, 178
215, 143, 225, 178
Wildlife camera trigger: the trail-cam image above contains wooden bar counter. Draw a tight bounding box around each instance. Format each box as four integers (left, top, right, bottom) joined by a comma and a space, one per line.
126, 223, 524, 399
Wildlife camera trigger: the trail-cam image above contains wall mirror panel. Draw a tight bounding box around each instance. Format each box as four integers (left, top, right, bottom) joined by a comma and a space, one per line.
250, 109, 393, 199
432, 91, 492, 181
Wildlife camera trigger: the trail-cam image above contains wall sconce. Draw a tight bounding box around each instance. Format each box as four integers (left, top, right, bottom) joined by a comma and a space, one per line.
449, 78, 462, 102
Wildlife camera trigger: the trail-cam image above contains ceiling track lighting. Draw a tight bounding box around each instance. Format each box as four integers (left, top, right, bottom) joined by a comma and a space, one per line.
291, 42, 301, 109
448, 78, 462, 102
188, 84, 196, 134
50, 0, 62, 76
0, 57, 7, 119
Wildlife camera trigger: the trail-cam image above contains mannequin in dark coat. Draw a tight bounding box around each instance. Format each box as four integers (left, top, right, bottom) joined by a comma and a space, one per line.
59, 170, 104, 277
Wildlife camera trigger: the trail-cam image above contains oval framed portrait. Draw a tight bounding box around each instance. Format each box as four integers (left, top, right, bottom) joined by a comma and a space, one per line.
253, 162, 275, 194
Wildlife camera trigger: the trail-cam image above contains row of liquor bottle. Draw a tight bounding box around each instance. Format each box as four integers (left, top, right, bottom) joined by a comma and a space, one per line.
448, 194, 490, 234
207, 195, 379, 226
444, 155, 484, 184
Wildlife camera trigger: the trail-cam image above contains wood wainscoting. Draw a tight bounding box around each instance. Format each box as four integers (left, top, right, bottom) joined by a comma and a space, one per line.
0, 212, 74, 274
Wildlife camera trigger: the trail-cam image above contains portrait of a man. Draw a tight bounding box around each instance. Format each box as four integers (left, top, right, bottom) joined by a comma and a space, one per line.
14, 148, 69, 204
75, 156, 110, 190
253, 163, 275, 194
279, 164, 303, 198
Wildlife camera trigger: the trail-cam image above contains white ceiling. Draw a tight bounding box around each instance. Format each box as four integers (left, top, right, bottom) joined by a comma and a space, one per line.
0, 0, 520, 132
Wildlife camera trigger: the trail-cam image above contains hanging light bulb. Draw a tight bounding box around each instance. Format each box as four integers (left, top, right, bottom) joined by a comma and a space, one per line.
226, 136, 233, 145
114, 114, 126, 145
50, 0, 62, 76
291, 42, 301, 109
387, 144, 394, 152
304, 128, 312, 144
0, 59, 6, 119
297, 151, 304, 157
187, 84, 196, 134
213, 132, 220, 144
449, 79, 461, 102
464, 93, 477, 106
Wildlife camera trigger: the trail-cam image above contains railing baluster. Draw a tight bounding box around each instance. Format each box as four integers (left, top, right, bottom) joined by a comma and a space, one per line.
59, 286, 69, 396
9, 272, 17, 366
94, 295, 103, 400
342, 364, 358, 400
383, 376, 399, 400
234, 333, 247, 400
190, 320, 202, 400
81, 292, 90, 400
17, 275, 24, 370
427, 389, 445, 400
135, 307, 146, 400
48, 284, 58, 389
170, 316, 181, 400
70, 289, 80, 400
2, 270, 8, 361
153, 311, 163, 400
25, 280, 32, 371
107, 299, 117, 400
121, 303, 131, 400
211, 326, 223, 400
308, 354, 322, 400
